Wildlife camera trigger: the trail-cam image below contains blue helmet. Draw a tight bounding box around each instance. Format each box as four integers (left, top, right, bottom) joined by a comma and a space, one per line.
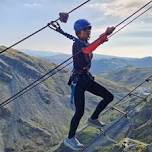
74, 19, 91, 33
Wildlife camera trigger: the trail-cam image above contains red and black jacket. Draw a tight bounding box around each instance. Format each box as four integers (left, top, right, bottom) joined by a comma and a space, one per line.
72, 33, 108, 73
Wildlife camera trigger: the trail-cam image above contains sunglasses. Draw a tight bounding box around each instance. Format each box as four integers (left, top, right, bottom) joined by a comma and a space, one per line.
82, 26, 92, 31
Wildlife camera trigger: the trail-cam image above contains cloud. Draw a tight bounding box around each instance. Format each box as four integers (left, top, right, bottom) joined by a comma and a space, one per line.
88, 0, 152, 18
24, 2, 42, 8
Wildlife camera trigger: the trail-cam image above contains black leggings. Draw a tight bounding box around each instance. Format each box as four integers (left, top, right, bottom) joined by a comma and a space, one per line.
68, 74, 114, 139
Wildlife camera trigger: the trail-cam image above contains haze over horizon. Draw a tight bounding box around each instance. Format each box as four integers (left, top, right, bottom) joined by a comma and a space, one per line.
0, 0, 152, 58
21, 48, 152, 59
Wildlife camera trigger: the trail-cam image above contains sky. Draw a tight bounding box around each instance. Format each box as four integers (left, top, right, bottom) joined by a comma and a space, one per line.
0, 0, 152, 58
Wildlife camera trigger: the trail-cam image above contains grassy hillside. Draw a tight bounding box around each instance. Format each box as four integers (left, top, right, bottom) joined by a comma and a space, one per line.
101, 66, 152, 87
76, 97, 152, 152
128, 98, 152, 144
94, 139, 148, 152
0, 46, 71, 152
95, 97, 152, 152
0, 46, 131, 152
91, 57, 152, 74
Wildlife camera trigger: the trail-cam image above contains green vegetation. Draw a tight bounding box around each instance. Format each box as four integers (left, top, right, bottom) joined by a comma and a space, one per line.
0, 46, 152, 152
93, 138, 148, 152
78, 127, 98, 144
102, 66, 152, 87
94, 145, 115, 152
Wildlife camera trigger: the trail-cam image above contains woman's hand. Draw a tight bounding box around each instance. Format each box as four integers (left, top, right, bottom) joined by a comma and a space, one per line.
105, 26, 115, 35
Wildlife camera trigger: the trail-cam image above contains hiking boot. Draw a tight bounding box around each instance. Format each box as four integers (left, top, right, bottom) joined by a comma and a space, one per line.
88, 118, 106, 128
64, 137, 84, 151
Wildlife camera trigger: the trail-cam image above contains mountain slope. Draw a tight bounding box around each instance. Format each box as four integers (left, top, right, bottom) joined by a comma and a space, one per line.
0, 46, 71, 152
102, 66, 152, 87
39, 51, 152, 75
128, 97, 152, 144
77, 96, 152, 152
91, 57, 152, 74
0, 46, 131, 152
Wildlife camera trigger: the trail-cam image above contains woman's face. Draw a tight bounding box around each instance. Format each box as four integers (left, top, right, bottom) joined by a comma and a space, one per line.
77, 26, 91, 40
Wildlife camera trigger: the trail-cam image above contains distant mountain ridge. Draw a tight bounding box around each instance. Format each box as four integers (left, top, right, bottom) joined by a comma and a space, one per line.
45, 54, 152, 74
21, 49, 117, 59
21, 50, 152, 75
91, 56, 152, 74
101, 66, 152, 87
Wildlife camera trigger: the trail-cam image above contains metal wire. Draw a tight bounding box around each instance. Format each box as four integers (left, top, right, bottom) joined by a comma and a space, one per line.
0, 0, 151, 109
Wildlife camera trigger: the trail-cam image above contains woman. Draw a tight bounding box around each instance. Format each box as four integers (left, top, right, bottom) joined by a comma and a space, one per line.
64, 19, 115, 151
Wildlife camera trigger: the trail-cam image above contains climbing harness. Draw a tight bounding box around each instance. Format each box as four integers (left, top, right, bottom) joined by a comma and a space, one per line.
68, 71, 95, 110
0, 0, 151, 110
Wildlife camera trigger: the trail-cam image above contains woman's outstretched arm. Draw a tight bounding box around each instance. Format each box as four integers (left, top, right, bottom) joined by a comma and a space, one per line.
82, 26, 115, 54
